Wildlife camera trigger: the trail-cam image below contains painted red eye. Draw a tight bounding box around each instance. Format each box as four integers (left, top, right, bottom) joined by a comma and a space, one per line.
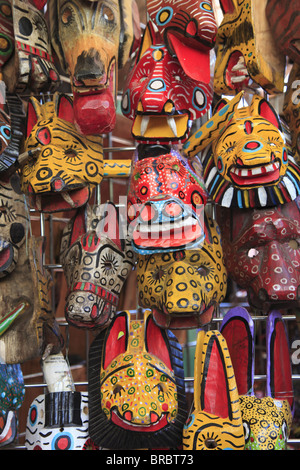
36, 127, 51, 145
163, 202, 183, 218
140, 204, 156, 222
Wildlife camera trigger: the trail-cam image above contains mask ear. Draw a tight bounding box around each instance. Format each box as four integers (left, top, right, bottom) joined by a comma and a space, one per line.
219, 0, 236, 14
95, 202, 124, 251
145, 313, 172, 370
220, 307, 254, 396
251, 95, 281, 129
54, 93, 74, 124
102, 312, 128, 369
194, 330, 239, 420
135, 21, 157, 63
26, 97, 42, 137
266, 311, 294, 411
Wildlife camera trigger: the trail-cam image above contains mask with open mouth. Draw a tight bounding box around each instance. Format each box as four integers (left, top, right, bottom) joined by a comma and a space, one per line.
88, 309, 187, 449
2, 0, 60, 94
217, 196, 300, 311
127, 149, 208, 254
121, 21, 213, 144
213, 0, 285, 96
60, 202, 135, 330
147, 0, 217, 83
49, 0, 135, 135
20, 92, 104, 213
200, 95, 300, 209
136, 213, 227, 329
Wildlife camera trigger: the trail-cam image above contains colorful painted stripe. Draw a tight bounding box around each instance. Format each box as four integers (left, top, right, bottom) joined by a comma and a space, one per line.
16, 41, 53, 62
70, 282, 119, 306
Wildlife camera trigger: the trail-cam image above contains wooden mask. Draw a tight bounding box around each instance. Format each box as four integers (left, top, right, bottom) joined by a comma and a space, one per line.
60, 202, 135, 330
88, 310, 187, 449
146, 0, 217, 82
214, 0, 285, 96
49, 0, 135, 135
221, 308, 293, 450
121, 22, 213, 144
127, 149, 208, 254
266, 0, 300, 65
20, 92, 104, 213
182, 329, 245, 450
136, 213, 227, 329
2, 0, 60, 94
0, 0, 14, 69
216, 197, 300, 311
199, 95, 300, 209
283, 63, 300, 164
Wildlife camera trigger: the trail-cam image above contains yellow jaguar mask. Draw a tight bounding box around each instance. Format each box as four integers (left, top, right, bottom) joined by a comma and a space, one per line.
201, 95, 300, 208
137, 213, 227, 329
88, 310, 187, 449
20, 92, 104, 213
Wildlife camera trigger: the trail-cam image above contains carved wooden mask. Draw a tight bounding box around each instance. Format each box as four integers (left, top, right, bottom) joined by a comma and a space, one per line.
49, 0, 135, 135
20, 92, 104, 213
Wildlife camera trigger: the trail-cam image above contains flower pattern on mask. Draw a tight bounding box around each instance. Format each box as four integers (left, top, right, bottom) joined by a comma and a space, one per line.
137, 213, 227, 329
88, 310, 187, 449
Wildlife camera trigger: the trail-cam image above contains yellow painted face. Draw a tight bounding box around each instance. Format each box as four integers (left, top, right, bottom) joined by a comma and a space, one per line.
88, 310, 187, 449
137, 214, 227, 329
20, 93, 103, 212
214, 0, 285, 95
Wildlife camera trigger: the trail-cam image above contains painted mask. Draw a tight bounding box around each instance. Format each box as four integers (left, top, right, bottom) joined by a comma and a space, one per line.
121, 22, 213, 144
20, 92, 104, 213
25, 353, 98, 450
146, 0, 217, 82
199, 95, 300, 209
283, 63, 300, 164
60, 202, 135, 330
221, 308, 293, 450
2, 0, 60, 94
0, 0, 14, 69
49, 0, 135, 135
214, 0, 285, 96
127, 149, 208, 254
0, 94, 25, 177
88, 310, 187, 449
182, 329, 245, 450
136, 213, 227, 329
266, 0, 300, 65
0, 410, 18, 447
217, 197, 300, 311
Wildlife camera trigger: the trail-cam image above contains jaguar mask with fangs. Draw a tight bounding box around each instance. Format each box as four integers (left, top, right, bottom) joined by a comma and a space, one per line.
121, 22, 213, 145
88, 310, 187, 449
20, 92, 104, 213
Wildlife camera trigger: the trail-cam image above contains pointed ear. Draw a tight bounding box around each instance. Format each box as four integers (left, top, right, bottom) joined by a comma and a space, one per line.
54, 93, 74, 124
221, 307, 254, 396
102, 312, 128, 369
145, 313, 172, 370
136, 21, 157, 62
194, 330, 238, 420
26, 97, 42, 137
219, 0, 236, 14
213, 98, 229, 115
251, 96, 281, 129
266, 311, 294, 410
96, 202, 123, 251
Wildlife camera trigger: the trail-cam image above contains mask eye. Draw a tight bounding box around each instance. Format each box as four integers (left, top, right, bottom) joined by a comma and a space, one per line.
197, 265, 210, 277
36, 127, 51, 145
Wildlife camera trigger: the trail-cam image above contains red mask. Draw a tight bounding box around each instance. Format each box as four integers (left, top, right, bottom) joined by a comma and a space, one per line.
121, 22, 213, 144
127, 149, 208, 253
147, 0, 217, 82
217, 197, 300, 310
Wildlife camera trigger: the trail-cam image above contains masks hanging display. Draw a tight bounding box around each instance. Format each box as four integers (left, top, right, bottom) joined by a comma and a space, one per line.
220, 307, 294, 450
121, 22, 213, 145
2, 0, 60, 94
25, 353, 97, 450
182, 329, 245, 450
266, 0, 300, 65
20, 92, 104, 213
88, 310, 187, 449
146, 0, 217, 82
60, 202, 135, 330
127, 149, 207, 254
217, 196, 300, 311
192, 95, 300, 209
49, 0, 135, 135
136, 213, 227, 329
213, 0, 285, 96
